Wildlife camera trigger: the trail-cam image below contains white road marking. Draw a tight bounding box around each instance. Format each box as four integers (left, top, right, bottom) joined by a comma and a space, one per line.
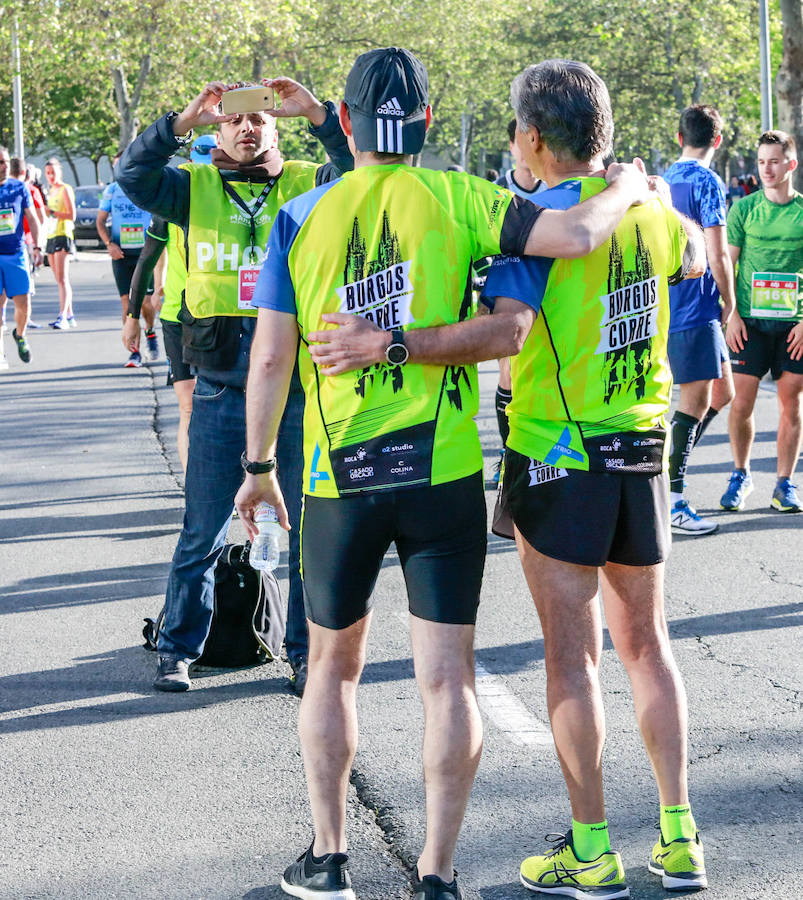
474, 660, 554, 747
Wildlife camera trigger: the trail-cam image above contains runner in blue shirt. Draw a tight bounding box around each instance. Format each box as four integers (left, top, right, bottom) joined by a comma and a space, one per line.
0, 146, 43, 366
663, 105, 736, 534
97, 159, 159, 367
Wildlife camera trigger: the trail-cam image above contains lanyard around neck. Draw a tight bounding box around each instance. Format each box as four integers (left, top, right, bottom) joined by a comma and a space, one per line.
219, 173, 277, 263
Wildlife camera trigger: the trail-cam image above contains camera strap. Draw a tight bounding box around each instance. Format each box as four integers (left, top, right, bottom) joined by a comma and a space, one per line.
219, 173, 277, 264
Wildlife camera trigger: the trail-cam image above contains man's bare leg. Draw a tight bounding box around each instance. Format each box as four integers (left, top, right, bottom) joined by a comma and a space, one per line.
600, 562, 689, 806
411, 616, 482, 882
776, 371, 803, 479
12, 293, 30, 336
515, 533, 606, 823
299, 615, 372, 856
728, 373, 761, 469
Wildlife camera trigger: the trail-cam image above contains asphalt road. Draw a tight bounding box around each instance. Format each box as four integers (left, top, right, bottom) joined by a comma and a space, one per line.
1, 256, 800, 900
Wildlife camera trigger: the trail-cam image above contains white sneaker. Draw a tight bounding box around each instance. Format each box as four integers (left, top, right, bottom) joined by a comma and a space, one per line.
671, 499, 718, 535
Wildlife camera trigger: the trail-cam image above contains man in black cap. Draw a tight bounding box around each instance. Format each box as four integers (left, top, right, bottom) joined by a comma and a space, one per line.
236, 48, 654, 900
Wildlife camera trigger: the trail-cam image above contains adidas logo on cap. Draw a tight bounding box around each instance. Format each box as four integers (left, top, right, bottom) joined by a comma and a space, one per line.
376, 97, 405, 116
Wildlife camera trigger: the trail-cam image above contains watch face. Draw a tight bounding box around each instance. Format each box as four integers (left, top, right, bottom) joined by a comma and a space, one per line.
387, 343, 408, 365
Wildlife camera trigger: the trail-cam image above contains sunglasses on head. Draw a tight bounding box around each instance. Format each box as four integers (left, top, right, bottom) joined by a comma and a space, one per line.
193, 145, 213, 155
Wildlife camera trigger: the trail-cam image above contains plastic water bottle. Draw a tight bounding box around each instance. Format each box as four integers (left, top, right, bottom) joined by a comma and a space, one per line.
250, 502, 282, 571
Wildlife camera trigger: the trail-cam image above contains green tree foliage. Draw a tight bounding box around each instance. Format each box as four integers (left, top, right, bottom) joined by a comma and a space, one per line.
0, 0, 789, 180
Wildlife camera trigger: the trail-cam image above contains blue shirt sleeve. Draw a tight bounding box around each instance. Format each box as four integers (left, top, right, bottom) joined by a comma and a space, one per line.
252, 207, 298, 315
482, 254, 552, 313
697, 171, 727, 229
100, 183, 115, 213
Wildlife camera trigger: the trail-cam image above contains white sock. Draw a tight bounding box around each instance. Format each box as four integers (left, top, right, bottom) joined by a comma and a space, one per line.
670, 491, 684, 506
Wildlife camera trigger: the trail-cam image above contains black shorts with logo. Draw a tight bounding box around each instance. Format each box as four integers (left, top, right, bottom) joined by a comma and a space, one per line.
494, 448, 670, 568
729, 318, 803, 380
300, 472, 487, 629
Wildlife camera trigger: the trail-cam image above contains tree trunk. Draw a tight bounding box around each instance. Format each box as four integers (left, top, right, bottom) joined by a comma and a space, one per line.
112, 52, 152, 153
61, 147, 80, 185
776, 0, 803, 190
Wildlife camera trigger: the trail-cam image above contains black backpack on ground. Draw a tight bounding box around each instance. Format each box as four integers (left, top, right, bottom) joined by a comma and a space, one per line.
142, 543, 285, 667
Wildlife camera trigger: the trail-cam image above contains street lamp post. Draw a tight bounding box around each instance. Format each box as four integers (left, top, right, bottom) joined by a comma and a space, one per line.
758, 0, 773, 131
11, 16, 24, 158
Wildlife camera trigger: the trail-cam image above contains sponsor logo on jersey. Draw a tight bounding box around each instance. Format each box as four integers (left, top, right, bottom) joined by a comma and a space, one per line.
196, 241, 267, 271
343, 447, 368, 463
336, 260, 414, 330
527, 459, 569, 486
596, 274, 660, 354
349, 465, 375, 481
376, 97, 405, 116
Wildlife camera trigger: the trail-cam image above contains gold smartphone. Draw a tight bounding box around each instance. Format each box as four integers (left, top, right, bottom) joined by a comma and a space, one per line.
221, 86, 275, 115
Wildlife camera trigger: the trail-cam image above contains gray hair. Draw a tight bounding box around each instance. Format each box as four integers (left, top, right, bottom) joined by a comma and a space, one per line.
510, 59, 614, 163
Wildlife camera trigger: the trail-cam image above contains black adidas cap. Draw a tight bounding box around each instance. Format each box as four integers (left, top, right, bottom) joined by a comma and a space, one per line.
344, 47, 429, 155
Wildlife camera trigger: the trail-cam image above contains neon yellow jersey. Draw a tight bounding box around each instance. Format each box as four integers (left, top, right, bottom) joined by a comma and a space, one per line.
146, 215, 187, 323
483, 177, 687, 474
183, 161, 319, 318
47, 184, 75, 239
253, 165, 538, 498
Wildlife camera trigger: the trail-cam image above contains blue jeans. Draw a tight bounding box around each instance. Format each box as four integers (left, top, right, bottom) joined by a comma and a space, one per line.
158, 375, 307, 665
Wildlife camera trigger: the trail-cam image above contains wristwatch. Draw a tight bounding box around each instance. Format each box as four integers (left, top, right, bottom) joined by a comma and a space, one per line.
166, 110, 193, 146
385, 329, 408, 366
240, 452, 276, 475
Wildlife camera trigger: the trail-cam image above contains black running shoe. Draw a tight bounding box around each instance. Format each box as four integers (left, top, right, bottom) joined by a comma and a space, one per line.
412, 871, 463, 899
280, 844, 355, 899
12, 328, 31, 363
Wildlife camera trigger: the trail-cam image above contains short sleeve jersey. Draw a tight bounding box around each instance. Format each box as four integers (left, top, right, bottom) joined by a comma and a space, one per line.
0, 178, 31, 253
46, 184, 75, 238
726, 189, 803, 323
146, 214, 187, 323
663, 158, 726, 332
483, 177, 687, 474
253, 165, 539, 498
100, 182, 152, 251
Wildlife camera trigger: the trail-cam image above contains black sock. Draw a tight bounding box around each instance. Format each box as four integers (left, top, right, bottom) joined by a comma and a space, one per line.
495, 386, 512, 447
692, 406, 718, 447
668, 411, 700, 493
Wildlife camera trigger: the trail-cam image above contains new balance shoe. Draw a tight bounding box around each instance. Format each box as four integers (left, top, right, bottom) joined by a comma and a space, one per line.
670, 499, 717, 535
124, 351, 142, 368
412, 870, 463, 899
720, 470, 753, 510
12, 329, 31, 363
520, 831, 629, 899
145, 330, 159, 361
771, 479, 802, 513
648, 832, 707, 891
280, 844, 355, 899
153, 656, 190, 692
49, 315, 69, 330
66, 315, 78, 328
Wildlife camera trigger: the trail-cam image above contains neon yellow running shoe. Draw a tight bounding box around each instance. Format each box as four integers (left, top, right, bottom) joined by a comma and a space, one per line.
520, 831, 629, 899
648, 832, 707, 891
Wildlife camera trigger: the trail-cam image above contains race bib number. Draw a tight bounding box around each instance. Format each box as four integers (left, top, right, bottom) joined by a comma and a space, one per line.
237, 265, 261, 310
120, 224, 145, 248
750, 272, 800, 319
0, 208, 15, 235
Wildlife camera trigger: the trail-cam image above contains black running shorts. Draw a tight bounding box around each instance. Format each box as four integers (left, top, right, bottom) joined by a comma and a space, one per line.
112, 251, 153, 298
494, 448, 671, 567
300, 472, 487, 629
161, 319, 193, 385
729, 318, 803, 380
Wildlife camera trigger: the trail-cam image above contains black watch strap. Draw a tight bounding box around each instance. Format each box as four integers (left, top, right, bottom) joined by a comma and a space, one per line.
241, 452, 276, 475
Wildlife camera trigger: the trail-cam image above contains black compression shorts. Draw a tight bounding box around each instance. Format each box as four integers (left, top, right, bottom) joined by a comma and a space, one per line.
161, 319, 193, 385
300, 472, 487, 629
112, 252, 153, 298
494, 448, 671, 567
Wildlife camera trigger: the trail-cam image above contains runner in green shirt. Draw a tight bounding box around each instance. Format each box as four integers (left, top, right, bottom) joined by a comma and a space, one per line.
234, 48, 655, 900
722, 130, 803, 513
